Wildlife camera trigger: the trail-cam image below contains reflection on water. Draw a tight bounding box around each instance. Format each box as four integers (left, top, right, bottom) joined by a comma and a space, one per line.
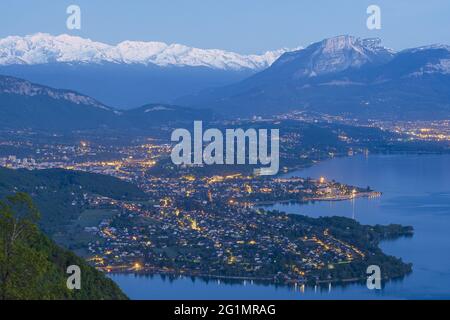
111, 154, 450, 299
109, 273, 391, 300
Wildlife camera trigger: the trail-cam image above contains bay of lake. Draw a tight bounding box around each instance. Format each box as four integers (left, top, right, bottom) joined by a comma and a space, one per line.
111, 154, 450, 299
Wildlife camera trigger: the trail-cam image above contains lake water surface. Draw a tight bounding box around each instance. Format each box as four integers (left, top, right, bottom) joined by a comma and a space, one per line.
111, 154, 450, 299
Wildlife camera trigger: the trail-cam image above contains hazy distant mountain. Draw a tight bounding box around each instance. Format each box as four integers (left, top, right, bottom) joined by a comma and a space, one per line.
0, 75, 211, 131
179, 35, 450, 120
0, 75, 121, 130
0, 33, 292, 108
124, 103, 213, 129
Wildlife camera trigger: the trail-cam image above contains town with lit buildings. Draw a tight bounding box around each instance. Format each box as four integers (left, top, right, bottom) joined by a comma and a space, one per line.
63, 166, 381, 285
83, 181, 372, 285
0, 122, 430, 285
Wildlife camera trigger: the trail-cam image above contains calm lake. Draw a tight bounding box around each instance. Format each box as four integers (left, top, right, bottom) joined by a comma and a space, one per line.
111, 154, 450, 299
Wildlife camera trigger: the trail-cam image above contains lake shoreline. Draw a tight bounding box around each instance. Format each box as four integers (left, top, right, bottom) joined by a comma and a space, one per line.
110, 154, 450, 299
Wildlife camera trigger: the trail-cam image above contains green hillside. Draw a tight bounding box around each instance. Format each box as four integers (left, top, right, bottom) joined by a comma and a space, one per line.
0, 167, 147, 234
0, 193, 127, 300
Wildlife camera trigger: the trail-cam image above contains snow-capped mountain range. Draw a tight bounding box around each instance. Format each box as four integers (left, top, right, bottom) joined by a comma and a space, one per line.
2, 33, 449, 118
0, 33, 292, 70
179, 35, 450, 120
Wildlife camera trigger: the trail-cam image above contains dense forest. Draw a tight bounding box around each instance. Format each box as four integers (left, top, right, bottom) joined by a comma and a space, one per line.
0, 192, 127, 300
0, 167, 147, 234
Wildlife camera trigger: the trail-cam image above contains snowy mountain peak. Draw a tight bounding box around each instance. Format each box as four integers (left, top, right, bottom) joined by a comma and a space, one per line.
0, 33, 293, 70
313, 35, 395, 71
274, 35, 395, 77
317, 35, 393, 52
405, 43, 450, 53
320, 35, 357, 52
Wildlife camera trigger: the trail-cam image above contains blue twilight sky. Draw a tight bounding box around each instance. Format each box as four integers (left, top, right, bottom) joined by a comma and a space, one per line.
0, 0, 449, 54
